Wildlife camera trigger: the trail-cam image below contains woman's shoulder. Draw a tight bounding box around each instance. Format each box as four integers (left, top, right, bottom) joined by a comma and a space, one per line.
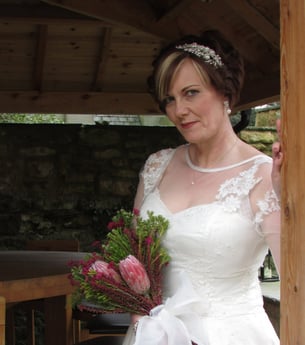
238, 142, 272, 167
143, 145, 183, 170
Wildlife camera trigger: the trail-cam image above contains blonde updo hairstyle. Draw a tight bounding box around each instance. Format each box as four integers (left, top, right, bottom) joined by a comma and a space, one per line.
148, 30, 245, 113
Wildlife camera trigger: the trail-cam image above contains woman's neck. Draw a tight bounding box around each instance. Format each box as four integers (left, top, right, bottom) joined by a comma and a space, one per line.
188, 134, 239, 169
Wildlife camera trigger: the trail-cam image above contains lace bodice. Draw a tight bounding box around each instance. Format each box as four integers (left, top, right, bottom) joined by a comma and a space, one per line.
140, 146, 279, 234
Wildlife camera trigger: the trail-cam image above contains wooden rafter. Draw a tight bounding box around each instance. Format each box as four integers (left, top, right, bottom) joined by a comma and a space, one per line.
33, 24, 48, 91
186, 1, 278, 74
91, 27, 112, 91
41, 0, 180, 39
224, 0, 279, 49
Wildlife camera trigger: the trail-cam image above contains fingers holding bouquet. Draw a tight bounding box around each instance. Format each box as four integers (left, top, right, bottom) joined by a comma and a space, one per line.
272, 118, 283, 198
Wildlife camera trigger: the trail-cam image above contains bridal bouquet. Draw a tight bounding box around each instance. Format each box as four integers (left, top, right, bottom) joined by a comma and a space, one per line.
69, 208, 170, 315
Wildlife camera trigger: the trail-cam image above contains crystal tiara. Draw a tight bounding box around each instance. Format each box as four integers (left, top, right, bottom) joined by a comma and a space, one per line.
176, 42, 223, 68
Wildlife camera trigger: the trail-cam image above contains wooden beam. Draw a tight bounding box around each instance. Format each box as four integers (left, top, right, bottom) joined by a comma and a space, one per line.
33, 24, 48, 91
0, 91, 161, 115
156, 0, 194, 23
0, 87, 279, 115
224, 0, 279, 50
236, 74, 280, 111
234, 95, 280, 113
0, 16, 109, 27
0, 296, 5, 345
280, 0, 305, 344
0, 71, 280, 115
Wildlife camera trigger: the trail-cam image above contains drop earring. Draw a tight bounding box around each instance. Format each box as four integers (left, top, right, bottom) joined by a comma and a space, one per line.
224, 100, 231, 115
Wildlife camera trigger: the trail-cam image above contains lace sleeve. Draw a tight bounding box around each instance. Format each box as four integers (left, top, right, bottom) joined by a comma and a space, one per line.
135, 148, 175, 206
255, 190, 280, 225
252, 163, 281, 274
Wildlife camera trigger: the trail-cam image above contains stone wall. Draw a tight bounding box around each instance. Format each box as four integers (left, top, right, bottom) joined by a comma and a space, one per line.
0, 120, 277, 251
0, 124, 184, 251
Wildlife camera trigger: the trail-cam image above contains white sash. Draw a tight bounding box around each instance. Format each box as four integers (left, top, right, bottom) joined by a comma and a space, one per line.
134, 271, 209, 345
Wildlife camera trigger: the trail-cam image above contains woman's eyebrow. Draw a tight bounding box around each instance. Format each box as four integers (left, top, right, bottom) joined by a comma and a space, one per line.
181, 84, 201, 91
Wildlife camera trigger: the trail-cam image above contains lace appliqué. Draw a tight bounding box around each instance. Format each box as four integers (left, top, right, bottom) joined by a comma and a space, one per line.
142, 148, 175, 199
216, 164, 262, 213
255, 190, 280, 224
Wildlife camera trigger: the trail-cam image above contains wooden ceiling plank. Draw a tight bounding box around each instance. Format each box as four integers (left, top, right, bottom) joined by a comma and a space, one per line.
41, 0, 179, 40
223, 0, 279, 50
33, 24, 48, 91
91, 27, 112, 91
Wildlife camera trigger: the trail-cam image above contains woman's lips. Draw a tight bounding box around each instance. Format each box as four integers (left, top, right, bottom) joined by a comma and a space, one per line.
181, 121, 198, 129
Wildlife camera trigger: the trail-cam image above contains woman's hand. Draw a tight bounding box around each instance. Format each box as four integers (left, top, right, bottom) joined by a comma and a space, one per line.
131, 314, 144, 333
131, 314, 143, 324
271, 119, 283, 198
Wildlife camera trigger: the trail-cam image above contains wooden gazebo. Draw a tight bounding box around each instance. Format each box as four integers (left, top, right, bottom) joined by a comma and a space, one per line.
0, 1, 304, 344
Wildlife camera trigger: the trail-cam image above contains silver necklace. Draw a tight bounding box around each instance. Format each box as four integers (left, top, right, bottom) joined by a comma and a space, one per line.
186, 139, 239, 179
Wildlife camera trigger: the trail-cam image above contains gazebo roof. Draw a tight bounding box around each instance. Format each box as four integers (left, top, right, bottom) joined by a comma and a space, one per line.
0, 0, 280, 114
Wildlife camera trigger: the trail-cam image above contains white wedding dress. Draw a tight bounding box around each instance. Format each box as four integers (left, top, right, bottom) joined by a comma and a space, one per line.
123, 145, 280, 345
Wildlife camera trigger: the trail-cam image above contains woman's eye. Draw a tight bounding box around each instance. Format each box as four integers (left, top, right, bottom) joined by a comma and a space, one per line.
185, 89, 199, 97
162, 96, 174, 107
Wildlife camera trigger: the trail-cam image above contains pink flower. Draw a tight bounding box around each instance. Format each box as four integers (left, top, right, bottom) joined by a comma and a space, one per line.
119, 255, 150, 294
107, 221, 117, 230
145, 236, 153, 245
91, 240, 101, 249
90, 260, 121, 284
133, 208, 140, 216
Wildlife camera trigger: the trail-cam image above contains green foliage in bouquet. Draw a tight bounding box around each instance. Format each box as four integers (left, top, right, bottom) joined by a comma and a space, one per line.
69, 209, 170, 315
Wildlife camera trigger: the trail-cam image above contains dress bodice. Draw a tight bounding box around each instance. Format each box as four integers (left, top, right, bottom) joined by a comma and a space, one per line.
141, 190, 268, 317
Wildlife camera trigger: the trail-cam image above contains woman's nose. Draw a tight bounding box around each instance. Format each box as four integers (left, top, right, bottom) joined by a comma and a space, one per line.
174, 98, 188, 117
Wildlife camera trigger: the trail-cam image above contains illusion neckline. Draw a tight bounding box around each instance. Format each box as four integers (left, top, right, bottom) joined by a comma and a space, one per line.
185, 144, 266, 173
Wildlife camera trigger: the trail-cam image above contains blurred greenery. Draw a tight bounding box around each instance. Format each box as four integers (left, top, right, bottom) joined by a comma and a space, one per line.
0, 113, 64, 124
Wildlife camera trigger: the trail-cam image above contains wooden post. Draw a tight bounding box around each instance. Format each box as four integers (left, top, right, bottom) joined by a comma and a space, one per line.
0, 296, 5, 345
280, 1, 305, 344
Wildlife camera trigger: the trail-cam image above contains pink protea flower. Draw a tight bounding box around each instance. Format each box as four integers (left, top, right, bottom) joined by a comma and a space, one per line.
119, 255, 150, 294
90, 260, 121, 284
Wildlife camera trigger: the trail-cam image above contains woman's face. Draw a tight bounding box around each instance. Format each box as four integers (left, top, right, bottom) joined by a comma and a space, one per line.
164, 58, 227, 144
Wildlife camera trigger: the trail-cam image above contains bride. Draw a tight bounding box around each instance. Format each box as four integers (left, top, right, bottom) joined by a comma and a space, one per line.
123, 30, 282, 345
